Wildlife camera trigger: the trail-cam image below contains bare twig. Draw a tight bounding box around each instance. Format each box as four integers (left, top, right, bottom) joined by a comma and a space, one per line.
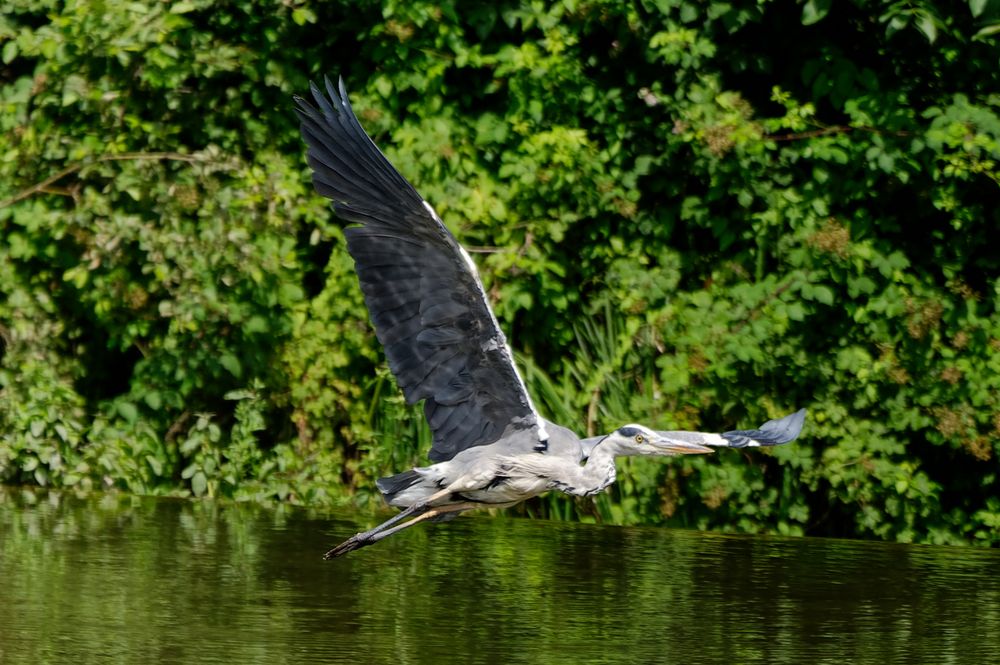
729, 275, 799, 335
0, 151, 210, 209
766, 125, 911, 142
164, 410, 192, 443
586, 385, 601, 437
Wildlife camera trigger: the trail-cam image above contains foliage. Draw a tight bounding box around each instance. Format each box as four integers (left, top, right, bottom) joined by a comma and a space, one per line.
1, 0, 999, 545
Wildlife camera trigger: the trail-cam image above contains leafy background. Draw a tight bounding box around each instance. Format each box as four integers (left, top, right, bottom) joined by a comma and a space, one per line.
1, 0, 999, 545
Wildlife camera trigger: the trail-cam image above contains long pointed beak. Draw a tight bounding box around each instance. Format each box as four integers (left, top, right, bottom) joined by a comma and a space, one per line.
649, 435, 714, 455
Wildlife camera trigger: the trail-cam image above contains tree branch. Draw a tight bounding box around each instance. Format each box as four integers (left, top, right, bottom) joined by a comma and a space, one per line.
729, 275, 799, 335
0, 152, 212, 209
766, 125, 911, 142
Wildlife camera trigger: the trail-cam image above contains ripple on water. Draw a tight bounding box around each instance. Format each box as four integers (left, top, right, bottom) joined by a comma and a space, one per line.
2, 489, 999, 664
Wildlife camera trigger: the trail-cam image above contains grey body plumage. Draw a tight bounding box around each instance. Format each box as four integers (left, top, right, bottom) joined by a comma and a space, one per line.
294, 77, 807, 558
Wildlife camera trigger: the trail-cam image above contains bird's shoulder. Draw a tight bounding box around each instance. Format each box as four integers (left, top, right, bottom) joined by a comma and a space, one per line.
538, 421, 586, 461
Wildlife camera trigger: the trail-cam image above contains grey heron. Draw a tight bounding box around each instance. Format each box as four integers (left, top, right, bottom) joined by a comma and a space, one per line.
294, 78, 807, 558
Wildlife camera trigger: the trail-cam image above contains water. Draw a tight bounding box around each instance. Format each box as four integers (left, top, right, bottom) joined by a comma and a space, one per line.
2, 489, 998, 664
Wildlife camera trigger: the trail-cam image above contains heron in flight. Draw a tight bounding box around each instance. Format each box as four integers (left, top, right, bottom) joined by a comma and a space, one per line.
294, 78, 806, 558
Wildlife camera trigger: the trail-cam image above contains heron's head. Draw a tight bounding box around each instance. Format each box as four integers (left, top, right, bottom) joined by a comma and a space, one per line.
606, 424, 714, 457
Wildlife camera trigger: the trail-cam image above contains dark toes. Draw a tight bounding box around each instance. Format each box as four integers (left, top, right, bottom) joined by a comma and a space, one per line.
323, 533, 370, 559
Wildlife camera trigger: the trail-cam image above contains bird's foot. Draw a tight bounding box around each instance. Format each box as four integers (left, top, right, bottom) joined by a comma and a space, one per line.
323, 532, 374, 559
322, 499, 444, 559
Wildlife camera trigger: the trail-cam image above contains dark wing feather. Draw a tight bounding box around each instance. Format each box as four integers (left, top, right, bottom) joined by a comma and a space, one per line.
294, 77, 545, 462
650, 409, 807, 450
720, 409, 807, 448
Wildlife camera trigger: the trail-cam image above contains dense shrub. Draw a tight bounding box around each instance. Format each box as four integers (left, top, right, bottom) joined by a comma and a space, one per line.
1, 0, 998, 544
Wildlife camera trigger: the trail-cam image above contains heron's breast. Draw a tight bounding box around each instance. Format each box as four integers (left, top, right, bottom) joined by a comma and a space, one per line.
461, 474, 550, 504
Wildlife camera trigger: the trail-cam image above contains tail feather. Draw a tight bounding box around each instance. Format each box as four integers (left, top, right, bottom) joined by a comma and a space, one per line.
721, 409, 807, 448
375, 469, 422, 503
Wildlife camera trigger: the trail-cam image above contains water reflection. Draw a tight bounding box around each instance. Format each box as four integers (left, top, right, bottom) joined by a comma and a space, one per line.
1, 489, 998, 664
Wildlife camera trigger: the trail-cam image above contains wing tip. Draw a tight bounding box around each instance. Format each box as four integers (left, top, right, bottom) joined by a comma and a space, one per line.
721, 408, 808, 447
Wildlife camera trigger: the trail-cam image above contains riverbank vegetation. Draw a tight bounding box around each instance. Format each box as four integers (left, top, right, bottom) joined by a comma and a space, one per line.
2, 0, 999, 544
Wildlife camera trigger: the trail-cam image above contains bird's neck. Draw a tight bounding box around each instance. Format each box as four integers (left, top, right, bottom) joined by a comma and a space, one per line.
549, 439, 620, 497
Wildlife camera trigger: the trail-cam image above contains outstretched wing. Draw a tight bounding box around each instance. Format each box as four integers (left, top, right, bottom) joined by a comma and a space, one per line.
294, 77, 546, 463
653, 409, 808, 449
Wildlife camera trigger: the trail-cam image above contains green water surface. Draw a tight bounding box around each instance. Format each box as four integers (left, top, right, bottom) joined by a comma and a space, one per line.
2, 489, 998, 664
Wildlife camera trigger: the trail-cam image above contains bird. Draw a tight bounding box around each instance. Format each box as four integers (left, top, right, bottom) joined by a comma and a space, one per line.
293, 77, 807, 558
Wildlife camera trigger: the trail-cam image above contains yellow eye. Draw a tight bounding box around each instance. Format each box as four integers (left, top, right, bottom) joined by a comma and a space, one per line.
635, 435, 644, 444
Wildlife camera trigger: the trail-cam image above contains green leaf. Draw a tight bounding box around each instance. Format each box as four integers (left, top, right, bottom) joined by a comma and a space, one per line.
886, 14, 909, 37
278, 283, 304, 304
848, 276, 877, 297
191, 471, 208, 497
30, 420, 46, 438
815, 285, 835, 305
291, 7, 316, 25
117, 402, 139, 424
244, 316, 269, 334
2, 41, 17, 64
220, 353, 242, 378
916, 14, 938, 43
634, 155, 654, 175
374, 76, 393, 98
974, 23, 1000, 38
802, 0, 832, 25
143, 391, 162, 410
147, 454, 163, 477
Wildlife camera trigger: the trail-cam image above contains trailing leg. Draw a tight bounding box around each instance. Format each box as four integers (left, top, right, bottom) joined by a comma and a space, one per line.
323, 501, 475, 559
323, 487, 452, 559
